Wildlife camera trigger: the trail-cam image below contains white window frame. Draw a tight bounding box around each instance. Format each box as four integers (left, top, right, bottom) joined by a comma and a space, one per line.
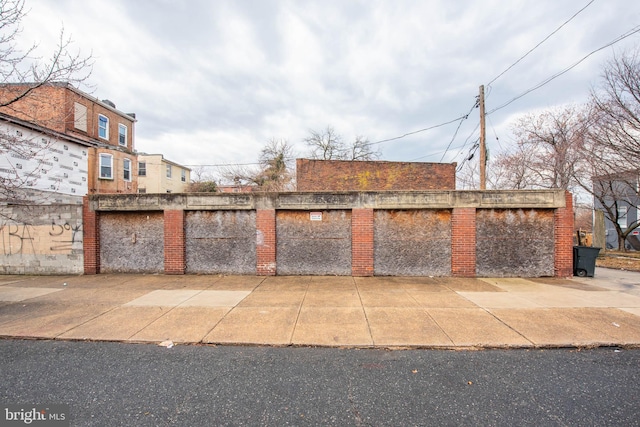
118, 124, 127, 147
138, 161, 146, 176
166, 164, 172, 178
181, 169, 186, 182
123, 158, 131, 182
99, 153, 113, 179
98, 115, 109, 140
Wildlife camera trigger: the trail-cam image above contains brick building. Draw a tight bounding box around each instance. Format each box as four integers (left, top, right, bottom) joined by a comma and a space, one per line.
0, 83, 138, 194
0, 83, 137, 274
296, 159, 456, 191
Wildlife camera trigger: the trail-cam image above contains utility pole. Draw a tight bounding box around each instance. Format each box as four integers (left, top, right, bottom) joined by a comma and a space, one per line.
479, 85, 486, 190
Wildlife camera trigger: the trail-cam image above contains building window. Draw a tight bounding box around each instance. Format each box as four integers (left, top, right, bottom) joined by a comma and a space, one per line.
166, 164, 172, 178
181, 169, 186, 182
74, 103, 87, 132
138, 188, 146, 194
138, 162, 146, 176
99, 154, 113, 179
98, 115, 109, 140
618, 205, 628, 229
123, 158, 131, 181
118, 124, 127, 146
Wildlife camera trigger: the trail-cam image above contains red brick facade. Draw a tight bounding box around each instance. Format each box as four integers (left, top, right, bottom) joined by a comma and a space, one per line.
82, 196, 100, 274
451, 208, 477, 277
352, 209, 374, 276
83, 192, 574, 278
0, 83, 138, 195
554, 192, 574, 278
296, 159, 456, 191
256, 209, 277, 275
164, 210, 185, 275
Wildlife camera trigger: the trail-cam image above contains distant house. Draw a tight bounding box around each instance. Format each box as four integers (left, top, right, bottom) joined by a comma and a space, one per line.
137, 154, 191, 194
593, 169, 640, 250
217, 184, 257, 193
0, 82, 138, 195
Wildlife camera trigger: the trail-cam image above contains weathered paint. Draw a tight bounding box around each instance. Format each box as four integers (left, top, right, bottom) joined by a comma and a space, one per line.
185, 210, 256, 274
276, 210, 351, 275
476, 209, 554, 277
374, 209, 452, 276
99, 211, 164, 273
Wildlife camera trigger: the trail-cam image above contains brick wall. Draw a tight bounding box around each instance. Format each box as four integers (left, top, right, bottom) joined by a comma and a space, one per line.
256, 209, 276, 275
84, 191, 574, 278
0, 84, 135, 149
83, 196, 99, 274
296, 159, 456, 191
0, 85, 67, 132
451, 208, 476, 277
352, 209, 374, 276
164, 210, 185, 274
554, 191, 574, 278
89, 147, 138, 194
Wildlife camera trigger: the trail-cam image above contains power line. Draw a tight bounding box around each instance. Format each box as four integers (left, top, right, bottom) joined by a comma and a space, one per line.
486, 115, 503, 151
409, 142, 472, 162
438, 101, 479, 162
486, 0, 596, 88
364, 113, 472, 147
487, 24, 640, 116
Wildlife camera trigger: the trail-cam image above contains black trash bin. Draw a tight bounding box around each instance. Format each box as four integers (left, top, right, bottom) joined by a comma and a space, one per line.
573, 246, 601, 277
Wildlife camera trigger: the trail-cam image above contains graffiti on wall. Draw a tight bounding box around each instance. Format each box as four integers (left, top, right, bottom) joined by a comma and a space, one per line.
0, 220, 82, 256
48, 221, 83, 252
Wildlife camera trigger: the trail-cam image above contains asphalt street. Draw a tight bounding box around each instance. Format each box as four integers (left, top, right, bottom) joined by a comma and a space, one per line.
0, 340, 638, 426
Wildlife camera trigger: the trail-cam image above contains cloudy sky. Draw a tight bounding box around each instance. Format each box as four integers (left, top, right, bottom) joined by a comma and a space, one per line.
17, 0, 640, 179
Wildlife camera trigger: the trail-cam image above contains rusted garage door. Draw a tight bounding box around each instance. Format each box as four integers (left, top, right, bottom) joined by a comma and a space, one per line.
100, 211, 164, 273
185, 210, 256, 274
276, 210, 351, 275
374, 209, 451, 276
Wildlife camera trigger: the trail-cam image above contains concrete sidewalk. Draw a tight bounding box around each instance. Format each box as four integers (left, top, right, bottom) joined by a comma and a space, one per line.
1, 270, 640, 348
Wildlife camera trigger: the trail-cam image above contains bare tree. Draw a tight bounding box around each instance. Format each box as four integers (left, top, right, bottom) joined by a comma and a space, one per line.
304, 126, 346, 160
0, 0, 93, 108
349, 135, 381, 161
588, 49, 640, 160
488, 145, 539, 190
579, 132, 640, 251
509, 105, 589, 192
255, 138, 295, 191
187, 166, 217, 192
0, 0, 93, 204
221, 138, 295, 192
304, 126, 379, 161
576, 50, 640, 251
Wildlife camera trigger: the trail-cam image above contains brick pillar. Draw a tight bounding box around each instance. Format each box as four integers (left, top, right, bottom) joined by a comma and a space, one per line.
554, 191, 574, 277
352, 208, 374, 276
451, 208, 476, 277
256, 209, 276, 275
83, 196, 100, 275
164, 210, 185, 275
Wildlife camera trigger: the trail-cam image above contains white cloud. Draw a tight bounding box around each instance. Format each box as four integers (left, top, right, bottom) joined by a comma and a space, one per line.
13, 0, 640, 173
